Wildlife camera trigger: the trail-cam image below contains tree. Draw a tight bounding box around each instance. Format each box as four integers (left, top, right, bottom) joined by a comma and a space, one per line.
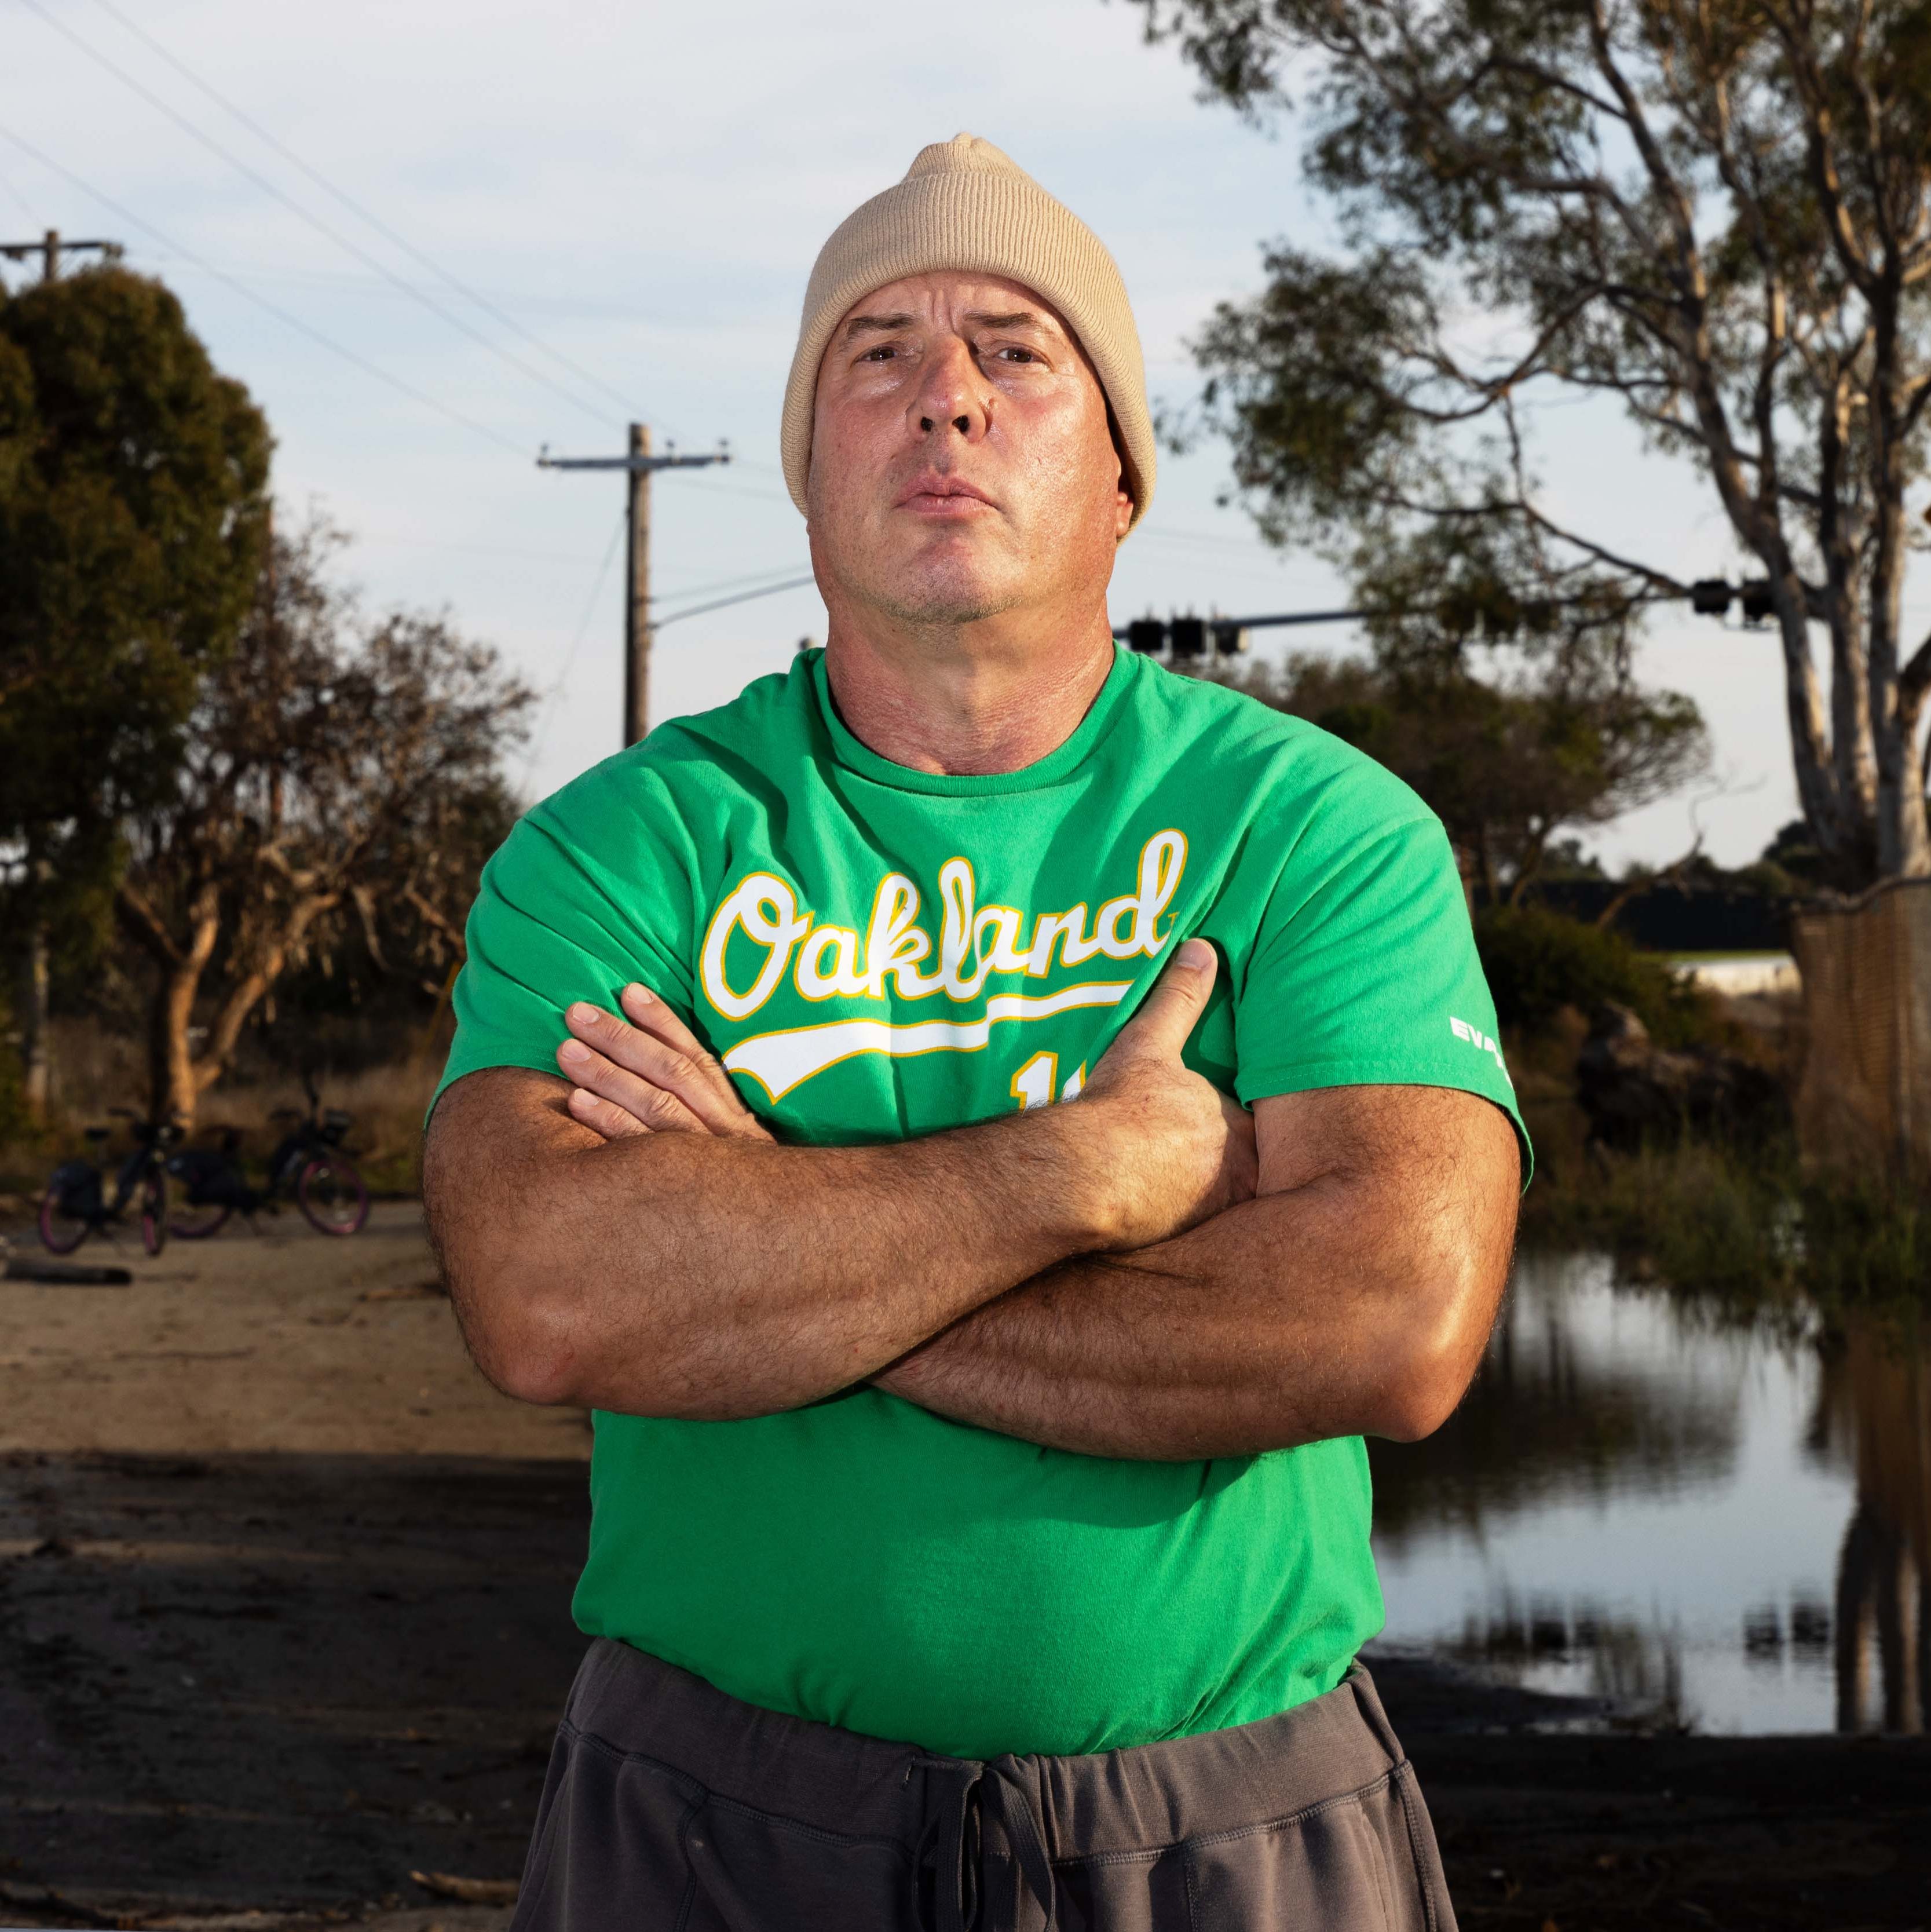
238, 763, 522, 1089
114, 518, 534, 1126
1136, 0, 1931, 887
0, 264, 270, 1106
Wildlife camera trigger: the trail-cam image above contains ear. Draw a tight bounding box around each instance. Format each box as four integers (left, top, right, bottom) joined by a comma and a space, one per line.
1103, 405, 1133, 539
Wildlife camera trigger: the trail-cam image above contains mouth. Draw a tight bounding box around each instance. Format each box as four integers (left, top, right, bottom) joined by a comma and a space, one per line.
895, 474, 997, 514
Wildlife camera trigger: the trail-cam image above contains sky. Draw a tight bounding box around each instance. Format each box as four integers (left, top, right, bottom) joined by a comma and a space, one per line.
0, 0, 1853, 869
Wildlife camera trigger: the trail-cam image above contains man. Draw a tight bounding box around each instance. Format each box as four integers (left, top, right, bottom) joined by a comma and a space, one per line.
425, 133, 1523, 1931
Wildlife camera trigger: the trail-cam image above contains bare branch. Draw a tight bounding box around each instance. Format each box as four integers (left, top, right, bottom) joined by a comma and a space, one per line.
113, 881, 181, 967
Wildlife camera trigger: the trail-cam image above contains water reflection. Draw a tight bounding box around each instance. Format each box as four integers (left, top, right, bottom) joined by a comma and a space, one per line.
1369, 1254, 1931, 1734
1810, 1324, 1930, 1733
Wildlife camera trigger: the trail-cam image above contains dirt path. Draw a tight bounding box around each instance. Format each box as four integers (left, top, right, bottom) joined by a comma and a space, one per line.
2, 1208, 1927, 1927
0, 1204, 588, 1459
1, 1205, 585, 1918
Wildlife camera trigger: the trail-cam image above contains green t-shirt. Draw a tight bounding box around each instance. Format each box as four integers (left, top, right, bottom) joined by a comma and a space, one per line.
437, 645, 1524, 1759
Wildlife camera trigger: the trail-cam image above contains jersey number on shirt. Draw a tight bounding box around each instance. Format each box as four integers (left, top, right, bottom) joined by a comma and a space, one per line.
1009, 1051, 1087, 1111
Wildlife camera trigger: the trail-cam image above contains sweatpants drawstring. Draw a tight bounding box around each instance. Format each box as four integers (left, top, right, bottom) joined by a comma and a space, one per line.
911, 1755, 1055, 1932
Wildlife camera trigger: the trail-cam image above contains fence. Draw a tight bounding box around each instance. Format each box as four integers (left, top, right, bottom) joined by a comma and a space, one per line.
1790, 879, 1931, 1185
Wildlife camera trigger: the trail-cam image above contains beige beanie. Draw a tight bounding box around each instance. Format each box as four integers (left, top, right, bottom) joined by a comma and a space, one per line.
781, 134, 1154, 528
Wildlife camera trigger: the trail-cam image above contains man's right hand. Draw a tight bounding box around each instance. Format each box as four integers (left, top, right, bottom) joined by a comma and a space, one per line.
1075, 938, 1257, 1251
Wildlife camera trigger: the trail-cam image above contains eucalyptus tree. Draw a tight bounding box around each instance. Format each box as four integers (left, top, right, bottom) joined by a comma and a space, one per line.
1138, 0, 1931, 885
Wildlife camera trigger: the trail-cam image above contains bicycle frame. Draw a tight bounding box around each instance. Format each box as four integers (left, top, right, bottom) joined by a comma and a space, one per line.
107, 1141, 153, 1218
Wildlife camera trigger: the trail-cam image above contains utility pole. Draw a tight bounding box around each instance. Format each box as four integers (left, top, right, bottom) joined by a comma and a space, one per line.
539, 424, 729, 745
0, 229, 124, 283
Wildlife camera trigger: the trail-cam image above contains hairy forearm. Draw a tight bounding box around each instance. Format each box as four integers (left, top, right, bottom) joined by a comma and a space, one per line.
876, 1176, 1504, 1462
425, 1069, 1111, 1419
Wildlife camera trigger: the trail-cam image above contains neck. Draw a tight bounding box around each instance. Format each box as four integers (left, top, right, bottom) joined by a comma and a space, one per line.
819, 606, 1117, 776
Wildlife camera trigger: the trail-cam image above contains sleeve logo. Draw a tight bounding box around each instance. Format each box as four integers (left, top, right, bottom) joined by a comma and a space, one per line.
1449, 1015, 1513, 1089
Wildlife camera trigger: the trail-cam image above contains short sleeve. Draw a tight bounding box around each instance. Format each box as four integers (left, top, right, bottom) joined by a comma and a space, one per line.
431, 768, 702, 1113
1232, 789, 1529, 1173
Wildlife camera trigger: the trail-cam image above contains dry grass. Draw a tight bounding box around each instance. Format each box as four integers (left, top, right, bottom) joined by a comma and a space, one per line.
1, 1019, 449, 1203
182, 1056, 444, 1196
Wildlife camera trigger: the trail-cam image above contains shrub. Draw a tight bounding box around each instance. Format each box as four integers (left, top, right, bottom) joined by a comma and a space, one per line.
1475, 904, 1719, 1049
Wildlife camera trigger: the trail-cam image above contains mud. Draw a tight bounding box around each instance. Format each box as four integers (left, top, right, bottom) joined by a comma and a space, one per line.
0, 1448, 580, 1919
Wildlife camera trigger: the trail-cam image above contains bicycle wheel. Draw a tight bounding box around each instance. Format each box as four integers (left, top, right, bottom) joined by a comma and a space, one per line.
298, 1155, 369, 1235
38, 1185, 90, 1255
169, 1200, 232, 1240
140, 1171, 168, 1257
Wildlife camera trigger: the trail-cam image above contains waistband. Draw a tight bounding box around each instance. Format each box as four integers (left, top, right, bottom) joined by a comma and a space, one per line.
563, 1637, 1410, 1860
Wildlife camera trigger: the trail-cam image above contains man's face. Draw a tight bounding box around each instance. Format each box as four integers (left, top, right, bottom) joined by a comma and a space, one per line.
806, 271, 1132, 631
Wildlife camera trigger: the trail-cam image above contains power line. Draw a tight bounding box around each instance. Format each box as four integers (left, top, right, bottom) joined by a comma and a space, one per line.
84, 0, 650, 424
655, 574, 818, 629
116, 244, 692, 328
0, 164, 36, 221
1135, 525, 1294, 558
17, 0, 623, 431
679, 473, 799, 507
0, 123, 529, 459
522, 505, 628, 794
357, 535, 615, 567
649, 560, 813, 605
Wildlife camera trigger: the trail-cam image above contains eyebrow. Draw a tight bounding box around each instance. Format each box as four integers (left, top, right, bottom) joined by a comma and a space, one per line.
839, 308, 1056, 340
842, 312, 915, 339
964, 311, 1047, 332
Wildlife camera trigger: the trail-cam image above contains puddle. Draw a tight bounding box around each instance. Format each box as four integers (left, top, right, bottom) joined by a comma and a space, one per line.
1370, 1252, 1928, 1734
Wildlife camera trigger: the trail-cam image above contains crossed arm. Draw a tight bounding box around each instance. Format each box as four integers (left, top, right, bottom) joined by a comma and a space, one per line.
423, 944, 1520, 1460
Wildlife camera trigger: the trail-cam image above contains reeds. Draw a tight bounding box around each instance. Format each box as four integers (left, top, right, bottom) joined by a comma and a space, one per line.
1522, 1113, 1930, 1313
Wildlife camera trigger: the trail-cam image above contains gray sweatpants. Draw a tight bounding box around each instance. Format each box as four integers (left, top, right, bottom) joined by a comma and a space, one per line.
510, 1639, 1458, 1931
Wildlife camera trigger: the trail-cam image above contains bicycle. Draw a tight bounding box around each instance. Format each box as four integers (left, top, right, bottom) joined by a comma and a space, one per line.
166, 1091, 370, 1239
39, 1109, 182, 1258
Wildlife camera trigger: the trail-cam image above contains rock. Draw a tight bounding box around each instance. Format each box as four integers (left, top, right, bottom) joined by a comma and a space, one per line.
1575, 1003, 1788, 1151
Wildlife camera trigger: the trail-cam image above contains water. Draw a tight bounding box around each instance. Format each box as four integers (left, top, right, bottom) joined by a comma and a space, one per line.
1369, 1252, 1930, 1734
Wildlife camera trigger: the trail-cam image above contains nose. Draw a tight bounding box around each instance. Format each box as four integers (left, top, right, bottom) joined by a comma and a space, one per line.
912, 334, 988, 447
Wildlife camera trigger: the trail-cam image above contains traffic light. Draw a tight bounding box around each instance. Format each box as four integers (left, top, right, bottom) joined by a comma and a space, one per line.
1689, 579, 1732, 616
1126, 618, 1167, 654
1168, 616, 1208, 659
1739, 580, 1775, 624
1212, 621, 1250, 656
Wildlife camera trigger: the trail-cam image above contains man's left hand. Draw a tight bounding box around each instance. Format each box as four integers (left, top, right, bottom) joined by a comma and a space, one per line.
555, 984, 771, 1143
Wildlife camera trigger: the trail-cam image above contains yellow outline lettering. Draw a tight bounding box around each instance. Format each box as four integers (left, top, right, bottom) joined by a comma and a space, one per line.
1010, 1050, 1058, 1111
699, 872, 810, 1020
795, 923, 865, 1002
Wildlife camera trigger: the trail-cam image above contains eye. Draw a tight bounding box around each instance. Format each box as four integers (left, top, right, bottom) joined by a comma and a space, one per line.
858, 344, 899, 362
992, 346, 1038, 363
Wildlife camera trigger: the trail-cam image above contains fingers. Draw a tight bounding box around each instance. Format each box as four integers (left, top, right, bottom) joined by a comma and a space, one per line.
562, 990, 773, 1141
566, 1083, 653, 1141
614, 984, 706, 1062
1110, 938, 1219, 1062
557, 1035, 708, 1135
615, 985, 771, 1137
